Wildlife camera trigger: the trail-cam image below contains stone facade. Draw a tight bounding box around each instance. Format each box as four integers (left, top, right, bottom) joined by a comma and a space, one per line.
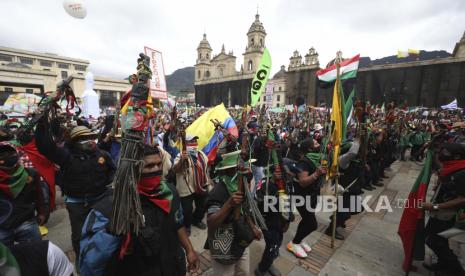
194, 13, 267, 107
286, 31, 465, 107
0, 46, 131, 108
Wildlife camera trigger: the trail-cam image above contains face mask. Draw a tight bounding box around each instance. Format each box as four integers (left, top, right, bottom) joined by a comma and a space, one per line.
187, 145, 198, 153
76, 139, 97, 153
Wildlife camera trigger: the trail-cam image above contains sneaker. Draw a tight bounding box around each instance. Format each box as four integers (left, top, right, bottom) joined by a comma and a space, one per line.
299, 242, 312, 253
287, 241, 307, 258
193, 221, 207, 230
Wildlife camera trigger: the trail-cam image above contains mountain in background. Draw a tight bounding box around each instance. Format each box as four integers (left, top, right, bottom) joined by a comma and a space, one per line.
166, 66, 194, 96
359, 50, 451, 68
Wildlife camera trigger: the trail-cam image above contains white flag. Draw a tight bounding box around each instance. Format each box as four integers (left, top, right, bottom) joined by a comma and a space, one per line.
441, 99, 458, 110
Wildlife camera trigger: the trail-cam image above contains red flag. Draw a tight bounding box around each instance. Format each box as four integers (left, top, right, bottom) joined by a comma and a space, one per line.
19, 139, 56, 210
397, 150, 433, 272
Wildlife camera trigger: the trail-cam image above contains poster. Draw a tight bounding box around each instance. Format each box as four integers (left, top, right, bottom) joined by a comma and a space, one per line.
144, 46, 168, 100
265, 83, 273, 108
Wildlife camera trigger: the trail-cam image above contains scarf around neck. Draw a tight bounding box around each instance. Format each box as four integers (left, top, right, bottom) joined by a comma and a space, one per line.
137, 175, 173, 213
0, 165, 28, 199
305, 152, 322, 168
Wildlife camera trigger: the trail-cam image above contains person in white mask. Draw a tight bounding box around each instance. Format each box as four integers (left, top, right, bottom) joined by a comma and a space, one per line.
173, 134, 210, 235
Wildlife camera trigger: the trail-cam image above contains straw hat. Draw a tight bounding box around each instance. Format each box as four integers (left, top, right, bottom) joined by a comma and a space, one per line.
215, 150, 256, 171
70, 126, 98, 141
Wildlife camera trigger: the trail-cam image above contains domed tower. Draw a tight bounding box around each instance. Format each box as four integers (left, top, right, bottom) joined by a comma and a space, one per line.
195, 33, 212, 82
243, 13, 266, 73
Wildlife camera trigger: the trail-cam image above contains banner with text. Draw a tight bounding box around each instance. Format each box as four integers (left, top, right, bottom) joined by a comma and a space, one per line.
144, 46, 168, 100
250, 48, 272, 107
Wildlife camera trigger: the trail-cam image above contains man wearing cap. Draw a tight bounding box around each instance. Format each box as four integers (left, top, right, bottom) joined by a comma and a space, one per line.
35, 117, 116, 265
173, 134, 209, 233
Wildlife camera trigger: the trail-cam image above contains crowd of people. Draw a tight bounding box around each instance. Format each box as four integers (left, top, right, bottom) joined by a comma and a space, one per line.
0, 97, 465, 276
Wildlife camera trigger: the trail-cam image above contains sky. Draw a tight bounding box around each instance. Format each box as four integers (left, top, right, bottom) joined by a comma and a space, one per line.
1, 0, 464, 79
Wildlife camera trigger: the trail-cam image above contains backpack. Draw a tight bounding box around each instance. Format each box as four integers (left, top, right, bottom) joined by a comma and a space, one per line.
79, 191, 121, 276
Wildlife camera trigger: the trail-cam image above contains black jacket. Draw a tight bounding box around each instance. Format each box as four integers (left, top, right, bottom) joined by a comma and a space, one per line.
35, 120, 116, 199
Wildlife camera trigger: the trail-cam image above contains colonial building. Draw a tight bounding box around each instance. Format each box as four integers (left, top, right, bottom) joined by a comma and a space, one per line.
195, 13, 267, 107
286, 31, 465, 107
285, 48, 320, 106
0, 46, 131, 108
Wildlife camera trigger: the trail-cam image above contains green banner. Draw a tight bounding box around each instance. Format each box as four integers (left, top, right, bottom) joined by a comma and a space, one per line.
250, 48, 272, 107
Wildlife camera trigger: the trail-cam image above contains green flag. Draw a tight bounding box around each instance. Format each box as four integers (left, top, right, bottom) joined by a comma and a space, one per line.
0, 243, 21, 276
250, 48, 272, 107
342, 88, 355, 140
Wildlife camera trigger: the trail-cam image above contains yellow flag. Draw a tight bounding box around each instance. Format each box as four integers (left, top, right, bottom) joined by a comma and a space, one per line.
397, 50, 409, 58
329, 74, 342, 178
408, 48, 420, 55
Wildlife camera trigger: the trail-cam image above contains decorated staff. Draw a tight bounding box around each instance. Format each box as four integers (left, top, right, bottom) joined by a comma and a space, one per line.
110, 53, 154, 235
19, 77, 80, 137
235, 108, 267, 232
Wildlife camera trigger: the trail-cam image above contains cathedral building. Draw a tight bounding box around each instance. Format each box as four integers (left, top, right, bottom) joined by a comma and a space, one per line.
194, 13, 267, 107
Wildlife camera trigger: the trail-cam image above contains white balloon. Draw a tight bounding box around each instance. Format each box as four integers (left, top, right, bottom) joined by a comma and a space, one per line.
63, 0, 87, 19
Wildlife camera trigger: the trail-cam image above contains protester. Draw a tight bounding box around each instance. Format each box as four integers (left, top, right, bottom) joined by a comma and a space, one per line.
287, 138, 326, 258
101, 145, 199, 275
423, 142, 465, 275
173, 134, 209, 233
206, 150, 261, 275
0, 143, 45, 247
35, 119, 116, 265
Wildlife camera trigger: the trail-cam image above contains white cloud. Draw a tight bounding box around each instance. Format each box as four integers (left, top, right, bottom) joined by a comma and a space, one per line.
0, 0, 464, 78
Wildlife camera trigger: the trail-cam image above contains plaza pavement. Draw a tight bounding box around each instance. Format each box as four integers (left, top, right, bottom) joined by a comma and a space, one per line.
44, 160, 465, 275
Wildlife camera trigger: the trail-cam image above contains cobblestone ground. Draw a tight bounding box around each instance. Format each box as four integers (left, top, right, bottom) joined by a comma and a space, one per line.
45, 160, 465, 275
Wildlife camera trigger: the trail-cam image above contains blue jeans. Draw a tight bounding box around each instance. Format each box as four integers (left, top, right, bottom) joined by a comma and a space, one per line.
252, 165, 265, 194
0, 220, 42, 247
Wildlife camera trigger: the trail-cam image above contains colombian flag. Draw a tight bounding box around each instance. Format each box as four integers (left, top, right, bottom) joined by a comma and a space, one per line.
186, 103, 238, 163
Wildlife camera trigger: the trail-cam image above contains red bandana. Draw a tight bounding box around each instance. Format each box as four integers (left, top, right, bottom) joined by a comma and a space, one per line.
439, 160, 465, 177
137, 175, 172, 214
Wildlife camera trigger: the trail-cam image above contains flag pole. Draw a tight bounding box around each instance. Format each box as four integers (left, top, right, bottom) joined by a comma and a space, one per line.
331, 51, 343, 249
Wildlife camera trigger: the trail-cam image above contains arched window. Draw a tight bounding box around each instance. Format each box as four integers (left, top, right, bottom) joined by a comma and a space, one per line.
248, 60, 253, 71
260, 39, 263, 46
206, 70, 210, 78
206, 53, 209, 59
198, 70, 201, 79
199, 53, 202, 59
219, 68, 224, 76
251, 38, 254, 45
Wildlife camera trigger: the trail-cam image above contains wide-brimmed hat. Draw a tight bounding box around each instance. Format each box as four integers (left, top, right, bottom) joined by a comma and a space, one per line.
215, 150, 256, 171
70, 126, 98, 141
313, 123, 323, 131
